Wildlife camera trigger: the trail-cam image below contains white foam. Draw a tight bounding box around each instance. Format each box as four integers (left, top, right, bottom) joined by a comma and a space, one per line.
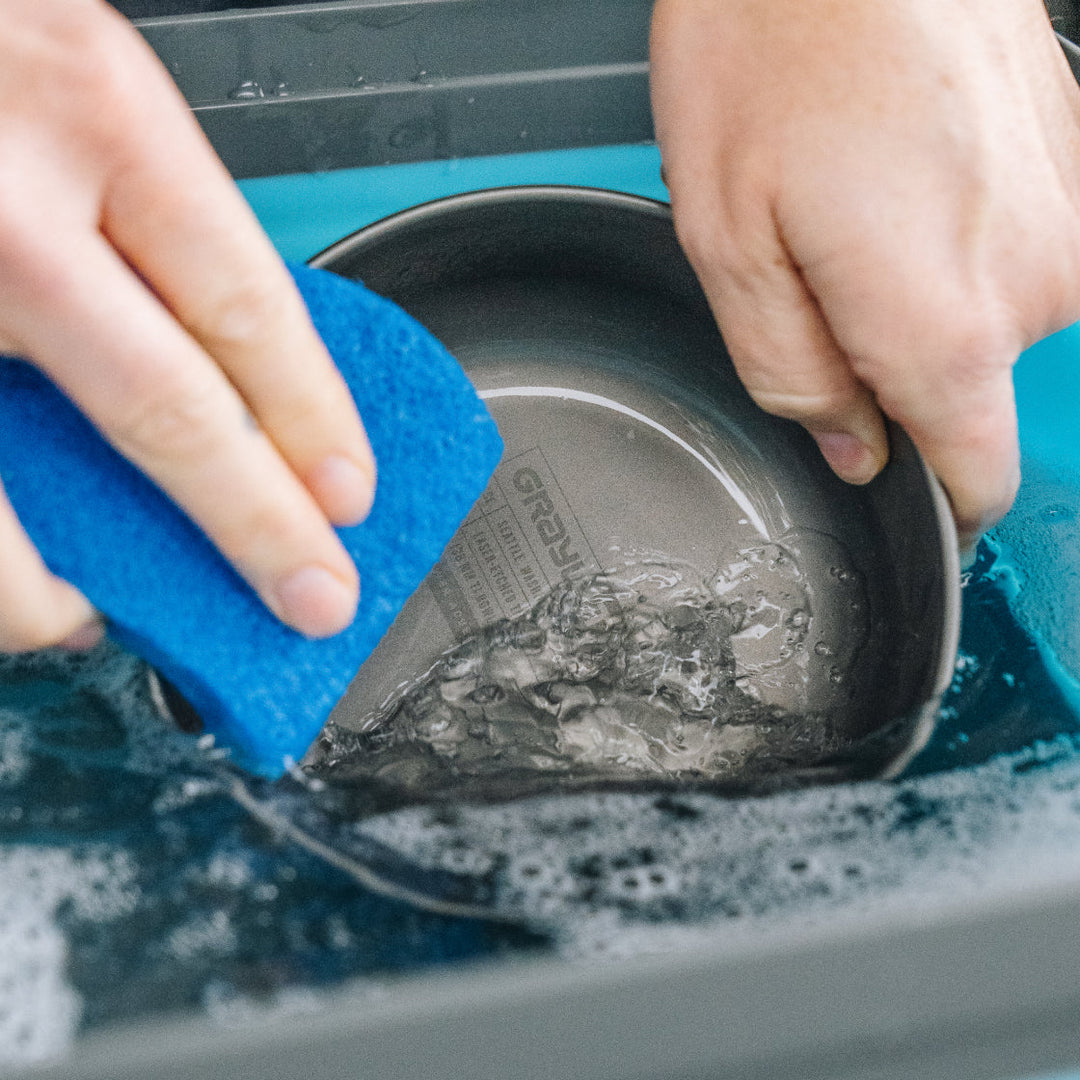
0, 848, 136, 1066
358, 733, 1080, 957
167, 909, 238, 962
0, 711, 29, 788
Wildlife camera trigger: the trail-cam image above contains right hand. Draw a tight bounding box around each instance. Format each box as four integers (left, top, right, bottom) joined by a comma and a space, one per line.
0, 0, 376, 652
651, 0, 1080, 549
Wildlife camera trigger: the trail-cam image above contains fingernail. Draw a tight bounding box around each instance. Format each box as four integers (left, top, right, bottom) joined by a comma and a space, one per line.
56, 620, 105, 653
811, 430, 884, 486
274, 565, 358, 638
308, 454, 376, 527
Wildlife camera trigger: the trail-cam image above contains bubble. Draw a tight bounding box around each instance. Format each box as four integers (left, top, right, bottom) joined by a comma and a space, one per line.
709, 543, 812, 674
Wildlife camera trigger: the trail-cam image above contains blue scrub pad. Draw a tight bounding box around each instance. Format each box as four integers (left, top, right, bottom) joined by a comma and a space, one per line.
0, 263, 502, 778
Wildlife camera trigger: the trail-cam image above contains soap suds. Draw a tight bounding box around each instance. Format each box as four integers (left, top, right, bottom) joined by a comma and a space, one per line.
0, 847, 135, 1066
0, 523, 1079, 1064
356, 734, 1080, 955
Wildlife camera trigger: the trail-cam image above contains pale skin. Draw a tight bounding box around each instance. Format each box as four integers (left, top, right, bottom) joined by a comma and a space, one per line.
2, 0, 1079, 653
651, 0, 1080, 548
0, 0, 376, 651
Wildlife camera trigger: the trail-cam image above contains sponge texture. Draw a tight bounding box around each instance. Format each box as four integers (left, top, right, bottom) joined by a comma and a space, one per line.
0, 263, 502, 777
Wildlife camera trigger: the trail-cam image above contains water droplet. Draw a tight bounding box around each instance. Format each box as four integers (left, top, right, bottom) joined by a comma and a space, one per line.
829, 666, 844, 685
228, 80, 264, 101
1041, 503, 1077, 524
270, 81, 291, 97
814, 641, 832, 656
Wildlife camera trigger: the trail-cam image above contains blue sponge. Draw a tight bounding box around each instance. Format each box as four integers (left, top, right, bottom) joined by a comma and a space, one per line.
0, 263, 502, 778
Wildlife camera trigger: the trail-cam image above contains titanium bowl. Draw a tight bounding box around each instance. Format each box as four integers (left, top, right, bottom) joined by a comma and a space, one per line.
307, 185, 961, 804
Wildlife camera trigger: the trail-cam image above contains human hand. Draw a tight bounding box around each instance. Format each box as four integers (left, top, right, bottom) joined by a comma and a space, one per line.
0, 0, 375, 651
651, 0, 1080, 548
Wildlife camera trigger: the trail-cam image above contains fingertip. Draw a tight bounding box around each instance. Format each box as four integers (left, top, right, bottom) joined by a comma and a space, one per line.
307, 452, 377, 527
932, 434, 1021, 552
270, 563, 359, 639
809, 428, 888, 485
946, 470, 1020, 554
957, 538, 979, 571
806, 402, 890, 485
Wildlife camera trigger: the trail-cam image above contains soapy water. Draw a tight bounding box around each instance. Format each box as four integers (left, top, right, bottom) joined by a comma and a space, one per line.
0, 538, 1079, 1065
303, 551, 843, 810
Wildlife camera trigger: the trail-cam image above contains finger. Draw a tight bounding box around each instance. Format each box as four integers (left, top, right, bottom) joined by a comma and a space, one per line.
671, 199, 889, 485
0, 233, 360, 639
99, 32, 375, 526
873, 351, 1021, 548
793, 220, 1025, 545
0, 479, 102, 653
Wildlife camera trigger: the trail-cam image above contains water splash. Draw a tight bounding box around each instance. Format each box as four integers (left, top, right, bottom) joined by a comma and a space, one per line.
307, 555, 837, 805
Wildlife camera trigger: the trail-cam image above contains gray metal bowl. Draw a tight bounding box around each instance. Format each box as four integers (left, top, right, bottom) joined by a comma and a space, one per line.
306, 186, 960, 805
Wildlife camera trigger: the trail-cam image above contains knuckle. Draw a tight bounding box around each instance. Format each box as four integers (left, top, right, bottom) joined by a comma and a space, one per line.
849, 297, 1015, 388
111, 375, 228, 465
745, 385, 854, 424
225, 496, 299, 561
221, 497, 343, 594
198, 276, 289, 354
921, 297, 1015, 373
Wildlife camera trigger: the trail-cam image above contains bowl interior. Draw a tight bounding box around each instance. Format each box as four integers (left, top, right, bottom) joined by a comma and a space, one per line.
306, 187, 959, 808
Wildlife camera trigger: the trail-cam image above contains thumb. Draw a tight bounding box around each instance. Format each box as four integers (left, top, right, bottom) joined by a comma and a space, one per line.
0, 479, 102, 652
